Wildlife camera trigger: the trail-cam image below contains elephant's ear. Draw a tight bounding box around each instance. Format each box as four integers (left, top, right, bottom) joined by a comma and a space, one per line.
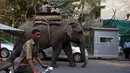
64, 23, 73, 38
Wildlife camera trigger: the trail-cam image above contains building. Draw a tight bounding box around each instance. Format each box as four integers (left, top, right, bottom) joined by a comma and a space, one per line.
87, 27, 119, 58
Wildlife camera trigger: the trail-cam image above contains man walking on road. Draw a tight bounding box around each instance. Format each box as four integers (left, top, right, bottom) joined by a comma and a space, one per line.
123, 39, 130, 60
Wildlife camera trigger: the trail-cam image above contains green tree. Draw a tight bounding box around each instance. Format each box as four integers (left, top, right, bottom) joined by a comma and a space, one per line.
49, 0, 104, 28
0, 0, 104, 28
0, 0, 44, 27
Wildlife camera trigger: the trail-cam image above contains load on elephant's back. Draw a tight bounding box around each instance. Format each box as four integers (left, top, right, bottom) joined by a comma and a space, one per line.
34, 15, 63, 21
7, 14, 88, 68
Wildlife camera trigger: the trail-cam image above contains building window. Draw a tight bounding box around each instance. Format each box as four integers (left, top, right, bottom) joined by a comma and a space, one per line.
100, 37, 106, 42
107, 38, 113, 43
100, 37, 113, 43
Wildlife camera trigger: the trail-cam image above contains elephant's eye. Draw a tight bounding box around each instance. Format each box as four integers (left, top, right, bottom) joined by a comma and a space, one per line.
72, 25, 76, 28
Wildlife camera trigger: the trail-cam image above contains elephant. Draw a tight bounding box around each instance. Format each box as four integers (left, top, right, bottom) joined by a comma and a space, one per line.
7, 17, 87, 68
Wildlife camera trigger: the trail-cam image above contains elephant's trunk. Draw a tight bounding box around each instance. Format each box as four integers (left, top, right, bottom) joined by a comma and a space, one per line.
79, 36, 87, 68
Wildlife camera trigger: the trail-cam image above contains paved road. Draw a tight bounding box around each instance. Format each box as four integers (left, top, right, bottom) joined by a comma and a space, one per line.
36, 60, 130, 73
1, 60, 130, 73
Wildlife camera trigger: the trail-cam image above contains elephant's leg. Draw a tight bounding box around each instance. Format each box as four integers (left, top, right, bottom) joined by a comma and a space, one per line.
50, 44, 62, 68
79, 38, 87, 68
62, 43, 76, 67
7, 42, 23, 63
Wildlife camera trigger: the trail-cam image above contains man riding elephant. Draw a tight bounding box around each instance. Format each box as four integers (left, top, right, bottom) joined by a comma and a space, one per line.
7, 15, 87, 68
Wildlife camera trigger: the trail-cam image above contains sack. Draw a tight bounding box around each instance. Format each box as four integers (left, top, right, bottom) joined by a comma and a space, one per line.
34, 15, 62, 21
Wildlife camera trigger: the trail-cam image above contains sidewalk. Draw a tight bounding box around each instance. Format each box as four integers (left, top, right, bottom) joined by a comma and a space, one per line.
88, 53, 130, 61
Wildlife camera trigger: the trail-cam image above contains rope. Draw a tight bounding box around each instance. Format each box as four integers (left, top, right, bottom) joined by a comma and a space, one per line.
40, 16, 51, 43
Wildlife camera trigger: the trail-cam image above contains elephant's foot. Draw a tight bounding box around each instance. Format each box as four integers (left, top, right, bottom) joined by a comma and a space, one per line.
81, 60, 87, 68
69, 63, 77, 67
6, 57, 14, 63
50, 64, 59, 68
81, 64, 86, 68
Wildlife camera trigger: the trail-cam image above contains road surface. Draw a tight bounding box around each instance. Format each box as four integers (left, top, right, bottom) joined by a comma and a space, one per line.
1, 60, 130, 73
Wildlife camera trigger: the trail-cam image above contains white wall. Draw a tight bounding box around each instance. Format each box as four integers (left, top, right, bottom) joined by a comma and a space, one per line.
101, 0, 130, 20
93, 30, 119, 58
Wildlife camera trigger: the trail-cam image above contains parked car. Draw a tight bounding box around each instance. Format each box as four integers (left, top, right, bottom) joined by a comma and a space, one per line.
1, 39, 14, 58
39, 43, 88, 63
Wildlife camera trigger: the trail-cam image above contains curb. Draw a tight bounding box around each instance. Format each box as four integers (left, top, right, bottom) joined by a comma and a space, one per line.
88, 56, 121, 60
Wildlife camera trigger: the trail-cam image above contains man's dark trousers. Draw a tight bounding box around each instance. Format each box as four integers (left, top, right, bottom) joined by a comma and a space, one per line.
124, 48, 130, 59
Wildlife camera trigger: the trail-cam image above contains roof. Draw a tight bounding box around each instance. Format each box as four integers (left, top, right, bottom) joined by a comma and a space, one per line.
0, 23, 24, 32
91, 27, 118, 31
0, 23, 25, 36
